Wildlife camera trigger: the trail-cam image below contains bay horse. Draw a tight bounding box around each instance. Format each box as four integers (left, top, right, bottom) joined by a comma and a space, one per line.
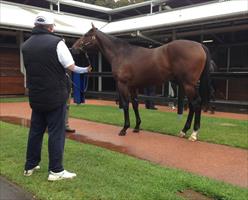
72, 24, 212, 141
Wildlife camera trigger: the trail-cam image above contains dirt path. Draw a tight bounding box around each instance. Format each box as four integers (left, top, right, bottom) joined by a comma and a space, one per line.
0, 100, 247, 188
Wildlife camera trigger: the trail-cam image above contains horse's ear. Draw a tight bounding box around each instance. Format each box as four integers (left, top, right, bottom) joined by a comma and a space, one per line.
91, 22, 96, 30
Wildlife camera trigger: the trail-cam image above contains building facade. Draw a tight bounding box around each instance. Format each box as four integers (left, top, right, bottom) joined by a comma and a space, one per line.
0, 0, 247, 108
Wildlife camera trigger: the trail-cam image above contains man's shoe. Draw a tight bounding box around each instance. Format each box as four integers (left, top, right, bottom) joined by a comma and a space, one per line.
24, 165, 40, 176
48, 170, 77, 181
65, 127, 76, 133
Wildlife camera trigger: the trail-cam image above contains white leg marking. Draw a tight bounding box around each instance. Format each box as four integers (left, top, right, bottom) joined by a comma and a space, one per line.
189, 130, 198, 142
179, 131, 186, 138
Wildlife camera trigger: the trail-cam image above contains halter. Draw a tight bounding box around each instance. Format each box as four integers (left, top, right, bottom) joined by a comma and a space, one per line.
79, 34, 95, 50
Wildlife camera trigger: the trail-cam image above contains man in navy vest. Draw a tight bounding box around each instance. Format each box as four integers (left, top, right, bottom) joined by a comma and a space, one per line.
22, 12, 91, 181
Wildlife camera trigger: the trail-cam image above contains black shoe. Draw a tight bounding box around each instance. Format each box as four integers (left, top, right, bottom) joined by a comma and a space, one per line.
66, 127, 76, 133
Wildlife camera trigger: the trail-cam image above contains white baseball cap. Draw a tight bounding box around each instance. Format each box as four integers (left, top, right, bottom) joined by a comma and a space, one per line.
34, 12, 55, 25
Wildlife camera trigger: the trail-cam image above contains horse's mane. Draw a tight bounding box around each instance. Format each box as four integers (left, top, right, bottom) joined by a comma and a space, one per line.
97, 30, 132, 49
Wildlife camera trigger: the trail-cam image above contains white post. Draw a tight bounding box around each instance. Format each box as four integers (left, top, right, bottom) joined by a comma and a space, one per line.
57, 0, 60, 13
150, 2, 153, 14
50, 2, 53, 11
168, 82, 174, 97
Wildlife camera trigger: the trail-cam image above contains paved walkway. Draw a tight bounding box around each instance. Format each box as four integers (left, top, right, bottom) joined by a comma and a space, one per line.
0, 100, 247, 200
0, 176, 35, 200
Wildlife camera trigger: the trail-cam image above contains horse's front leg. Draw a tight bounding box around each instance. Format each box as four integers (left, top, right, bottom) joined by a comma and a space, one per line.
119, 101, 130, 136
130, 89, 141, 133
118, 82, 130, 136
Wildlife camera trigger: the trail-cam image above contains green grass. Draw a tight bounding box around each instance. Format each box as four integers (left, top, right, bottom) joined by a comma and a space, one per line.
0, 96, 28, 103
70, 104, 248, 149
0, 122, 247, 200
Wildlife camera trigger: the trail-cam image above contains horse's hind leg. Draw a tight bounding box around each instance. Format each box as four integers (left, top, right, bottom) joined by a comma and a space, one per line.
181, 83, 201, 141
179, 103, 194, 138
189, 98, 202, 141
130, 89, 141, 133
118, 82, 130, 136
188, 86, 202, 141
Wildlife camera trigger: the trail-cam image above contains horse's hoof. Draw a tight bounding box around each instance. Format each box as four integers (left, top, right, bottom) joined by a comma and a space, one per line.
119, 130, 126, 136
178, 131, 186, 138
188, 131, 198, 142
188, 135, 197, 142
133, 129, 140, 133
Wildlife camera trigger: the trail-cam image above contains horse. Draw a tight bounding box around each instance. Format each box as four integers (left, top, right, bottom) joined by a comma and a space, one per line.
72, 23, 212, 141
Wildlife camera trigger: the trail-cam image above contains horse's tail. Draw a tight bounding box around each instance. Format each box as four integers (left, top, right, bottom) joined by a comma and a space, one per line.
177, 84, 184, 116
200, 45, 212, 107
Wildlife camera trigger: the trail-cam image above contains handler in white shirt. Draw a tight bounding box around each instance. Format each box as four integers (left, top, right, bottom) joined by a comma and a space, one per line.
22, 11, 91, 181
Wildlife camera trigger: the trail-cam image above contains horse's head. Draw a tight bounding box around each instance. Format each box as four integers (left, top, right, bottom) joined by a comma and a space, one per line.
72, 23, 98, 52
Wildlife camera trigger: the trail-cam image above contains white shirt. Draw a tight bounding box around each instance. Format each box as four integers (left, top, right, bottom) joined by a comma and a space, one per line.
56, 40, 74, 68
56, 40, 89, 74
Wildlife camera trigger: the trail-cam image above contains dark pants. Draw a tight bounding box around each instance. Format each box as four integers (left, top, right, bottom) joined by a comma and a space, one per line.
144, 86, 156, 109
25, 103, 66, 173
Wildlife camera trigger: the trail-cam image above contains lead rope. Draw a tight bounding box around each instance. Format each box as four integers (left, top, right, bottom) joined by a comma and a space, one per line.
82, 50, 91, 93
66, 49, 92, 96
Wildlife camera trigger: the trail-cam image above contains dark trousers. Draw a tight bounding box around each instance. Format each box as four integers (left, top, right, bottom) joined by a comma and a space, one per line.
25, 103, 66, 173
144, 86, 156, 109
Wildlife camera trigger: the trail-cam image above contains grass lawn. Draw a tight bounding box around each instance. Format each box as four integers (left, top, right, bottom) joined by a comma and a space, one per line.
70, 104, 248, 149
0, 96, 28, 103
0, 121, 247, 200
